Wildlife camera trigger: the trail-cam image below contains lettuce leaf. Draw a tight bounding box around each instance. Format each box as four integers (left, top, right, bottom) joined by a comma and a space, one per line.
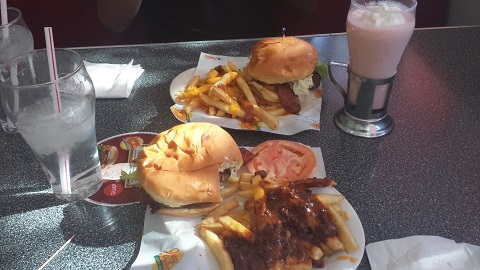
120, 168, 138, 180
315, 60, 328, 82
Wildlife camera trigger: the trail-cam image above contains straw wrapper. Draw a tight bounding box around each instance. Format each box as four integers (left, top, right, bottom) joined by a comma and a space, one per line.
169, 53, 323, 135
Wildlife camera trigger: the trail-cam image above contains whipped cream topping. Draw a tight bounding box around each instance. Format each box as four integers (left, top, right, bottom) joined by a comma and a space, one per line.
358, 1, 408, 26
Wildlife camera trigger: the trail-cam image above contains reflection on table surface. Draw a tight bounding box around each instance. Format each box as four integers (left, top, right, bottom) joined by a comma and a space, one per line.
1, 26, 480, 270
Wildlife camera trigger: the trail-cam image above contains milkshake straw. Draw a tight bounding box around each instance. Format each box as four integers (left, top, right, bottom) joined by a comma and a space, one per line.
44, 27, 71, 195
1, 0, 9, 38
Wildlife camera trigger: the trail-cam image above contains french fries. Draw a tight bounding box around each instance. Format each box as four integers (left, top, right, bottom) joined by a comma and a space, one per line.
210, 71, 238, 90
239, 172, 254, 183
239, 181, 252, 191
227, 176, 239, 183
199, 94, 246, 119
220, 181, 240, 198
249, 81, 280, 103
187, 75, 200, 89
199, 217, 225, 234
206, 197, 240, 218
237, 189, 254, 199
227, 61, 239, 73
235, 76, 257, 105
315, 193, 345, 204
197, 174, 359, 269
252, 104, 279, 130
324, 202, 359, 253
218, 215, 255, 243
199, 229, 234, 270
184, 97, 202, 114
176, 63, 297, 130
210, 86, 234, 105
264, 106, 287, 117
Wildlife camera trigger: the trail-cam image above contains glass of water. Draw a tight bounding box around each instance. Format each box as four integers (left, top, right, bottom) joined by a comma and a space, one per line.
0, 7, 34, 133
0, 49, 103, 201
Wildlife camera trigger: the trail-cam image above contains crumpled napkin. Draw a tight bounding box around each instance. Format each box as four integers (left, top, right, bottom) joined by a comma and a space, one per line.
366, 235, 480, 270
84, 60, 144, 98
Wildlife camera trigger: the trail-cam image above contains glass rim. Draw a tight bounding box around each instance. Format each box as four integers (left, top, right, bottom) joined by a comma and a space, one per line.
0, 48, 86, 90
0, 7, 23, 28
352, 0, 417, 13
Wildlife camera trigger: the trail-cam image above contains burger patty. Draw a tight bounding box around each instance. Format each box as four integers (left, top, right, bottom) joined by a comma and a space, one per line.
219, 169, 232, 183
134, 187, 217, 214
149, 201, 215, 214
311, 71, 322, 90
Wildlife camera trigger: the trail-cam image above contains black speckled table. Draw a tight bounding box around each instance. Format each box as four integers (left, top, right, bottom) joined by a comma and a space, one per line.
1, 26, 480, 270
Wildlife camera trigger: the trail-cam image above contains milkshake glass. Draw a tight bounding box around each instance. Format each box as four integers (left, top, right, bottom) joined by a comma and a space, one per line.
329, 0, 416, 137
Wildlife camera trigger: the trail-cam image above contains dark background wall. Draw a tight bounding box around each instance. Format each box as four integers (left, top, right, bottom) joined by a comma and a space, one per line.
7, 0, 472, 49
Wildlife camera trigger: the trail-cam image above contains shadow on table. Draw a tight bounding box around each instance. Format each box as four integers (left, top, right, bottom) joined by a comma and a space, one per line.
60, 200, 145, 247
0, 186, 65, 217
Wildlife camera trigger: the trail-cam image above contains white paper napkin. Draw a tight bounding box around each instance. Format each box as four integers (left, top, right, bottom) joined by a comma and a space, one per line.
366, 235, 480, 270
84, 60, 144, 98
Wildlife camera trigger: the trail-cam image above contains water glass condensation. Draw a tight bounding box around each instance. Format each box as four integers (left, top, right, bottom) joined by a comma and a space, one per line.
0, 7, 34, 133
0, 49, 103, 201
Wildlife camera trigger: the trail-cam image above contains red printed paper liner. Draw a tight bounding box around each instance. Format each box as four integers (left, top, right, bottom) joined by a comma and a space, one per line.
86, 132, 158, 206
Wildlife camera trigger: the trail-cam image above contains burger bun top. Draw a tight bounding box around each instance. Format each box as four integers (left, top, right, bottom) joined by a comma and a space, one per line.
246, 36, 319, 84
137, 122, 243, 208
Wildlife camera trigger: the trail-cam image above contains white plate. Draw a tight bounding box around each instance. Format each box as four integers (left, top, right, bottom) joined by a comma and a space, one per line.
169, 66, 323, 136
131, 147, 365, 270
169, 67, 196, 103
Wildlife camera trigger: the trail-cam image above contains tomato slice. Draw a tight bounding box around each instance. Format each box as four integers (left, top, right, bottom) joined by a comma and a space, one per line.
246, 140, 316, 181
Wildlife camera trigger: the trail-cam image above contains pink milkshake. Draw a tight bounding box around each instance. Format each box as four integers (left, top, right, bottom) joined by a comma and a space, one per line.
346, 1, 416, 109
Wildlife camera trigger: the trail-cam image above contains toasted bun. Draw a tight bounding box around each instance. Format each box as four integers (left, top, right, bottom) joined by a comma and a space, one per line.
156, 203, 220, 218
246, 36, 318, 84
137, 122, 243, 208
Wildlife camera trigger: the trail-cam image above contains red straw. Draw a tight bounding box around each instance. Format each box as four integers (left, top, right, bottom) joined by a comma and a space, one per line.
44, 27, 61, 113
44, 27, 70, 195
